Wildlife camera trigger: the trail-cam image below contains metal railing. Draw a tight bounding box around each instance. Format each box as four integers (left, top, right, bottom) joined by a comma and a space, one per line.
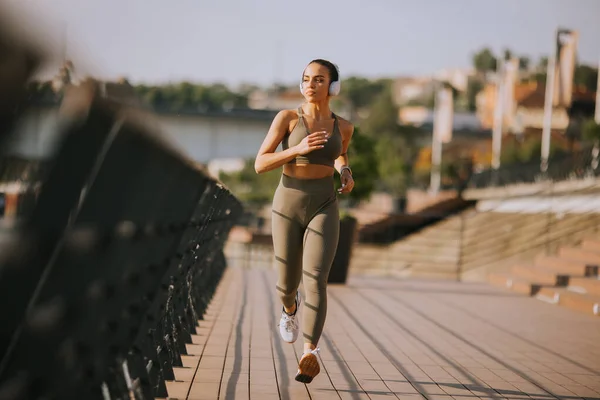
467, 143, 600, 190
0, 83, 242, 398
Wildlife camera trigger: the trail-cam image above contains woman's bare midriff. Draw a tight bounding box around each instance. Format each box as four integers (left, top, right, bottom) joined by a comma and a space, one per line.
283, 164, 335, 179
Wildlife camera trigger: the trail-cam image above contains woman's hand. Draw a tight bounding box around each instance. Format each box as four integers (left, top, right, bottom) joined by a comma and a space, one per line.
295, 131, 329, 155
338, 169, 354, 194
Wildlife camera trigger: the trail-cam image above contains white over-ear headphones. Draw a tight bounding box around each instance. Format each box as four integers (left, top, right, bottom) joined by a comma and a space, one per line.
299, 62, 341, 96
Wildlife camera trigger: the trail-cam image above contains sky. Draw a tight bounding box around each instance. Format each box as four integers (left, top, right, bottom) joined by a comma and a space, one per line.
2, 0, 599, 88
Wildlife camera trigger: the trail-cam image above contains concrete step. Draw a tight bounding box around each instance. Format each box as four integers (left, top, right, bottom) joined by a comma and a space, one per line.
568, 276, 600, 297
534, 255, 599, 277
581, 239, 600, 253
558, 247, 600, 265
394, 235, 460, 248
390, 243, 460, 261
488, 272, 539, 295
536, 287, 600, 317
511, 264, 569, 287
535, 286, 562, 304
409, 268, 460, 280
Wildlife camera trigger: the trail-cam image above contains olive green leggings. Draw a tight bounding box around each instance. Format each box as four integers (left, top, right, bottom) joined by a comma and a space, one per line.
271, 173, 340, 346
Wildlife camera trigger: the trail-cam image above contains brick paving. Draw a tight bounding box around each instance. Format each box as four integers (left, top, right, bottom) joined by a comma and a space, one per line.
164, 266, 600, 400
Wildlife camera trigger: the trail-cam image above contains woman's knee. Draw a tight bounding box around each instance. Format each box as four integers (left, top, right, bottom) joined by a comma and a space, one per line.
303, 276, 327, 299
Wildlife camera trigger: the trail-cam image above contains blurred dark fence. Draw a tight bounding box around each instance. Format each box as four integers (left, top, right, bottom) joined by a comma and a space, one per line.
0, 74, 242, 400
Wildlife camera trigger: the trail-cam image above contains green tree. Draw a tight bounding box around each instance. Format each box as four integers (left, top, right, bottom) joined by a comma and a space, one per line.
218, 159, 281, 206
574, 65, 598, 92
132, 82, 250, 112
472, 48, 498, 74
466, 77, 484, 112
500, 140, 522, 165
500, 48, 530, 71
360, 88, 421, 196
583, 120, 600, 143
499, 137, 567, 165
374, 134, 412, 196
360, 87, 399, 135
531, 63, 598, 92
534, 72, 547, 85
518, 137, 567, 162
344, 126, 379, 203
341, 77, 391, 119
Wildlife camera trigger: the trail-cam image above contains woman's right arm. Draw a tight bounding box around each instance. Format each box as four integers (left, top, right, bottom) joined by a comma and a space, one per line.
254, 110, 298, 174
255, 110, 329, 174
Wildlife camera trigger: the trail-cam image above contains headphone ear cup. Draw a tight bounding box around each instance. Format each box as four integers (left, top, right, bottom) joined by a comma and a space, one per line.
329, 81, 341, 96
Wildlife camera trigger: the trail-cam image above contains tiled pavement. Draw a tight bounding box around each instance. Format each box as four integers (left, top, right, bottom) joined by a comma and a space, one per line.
163, 266, 600, 400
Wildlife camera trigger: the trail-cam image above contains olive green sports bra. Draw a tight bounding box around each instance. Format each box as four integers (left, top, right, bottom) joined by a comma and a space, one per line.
282, 107, 343, 168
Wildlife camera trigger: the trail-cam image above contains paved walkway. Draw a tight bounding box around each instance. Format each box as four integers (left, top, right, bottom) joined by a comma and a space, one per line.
165, 266, 600, 400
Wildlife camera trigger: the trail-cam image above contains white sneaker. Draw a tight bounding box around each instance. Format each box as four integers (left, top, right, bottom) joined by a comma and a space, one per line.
296, 348, 321, 383
279, 292, 301, 343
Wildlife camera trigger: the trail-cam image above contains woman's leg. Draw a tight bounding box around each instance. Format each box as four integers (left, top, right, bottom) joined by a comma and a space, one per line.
272, 209, 304, 310
301, 198, 340, 347
271, 185, 305, 343
294, 198, 339, 383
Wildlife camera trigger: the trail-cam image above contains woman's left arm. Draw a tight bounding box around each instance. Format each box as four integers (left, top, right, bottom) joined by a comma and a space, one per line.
335, 121, 354, 194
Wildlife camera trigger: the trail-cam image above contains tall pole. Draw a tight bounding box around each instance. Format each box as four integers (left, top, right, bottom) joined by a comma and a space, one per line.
541, 55, 556, 172
429, 82, 454, 195
491, 59, 505, 170
430, 137, 442, 195
593, 56, 600, 173
62, 22, 68, 63
595, 57, 600, 124
430, 83, 442, 195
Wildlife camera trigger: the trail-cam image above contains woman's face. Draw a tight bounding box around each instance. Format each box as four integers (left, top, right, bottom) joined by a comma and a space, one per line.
301, 63, 331, 102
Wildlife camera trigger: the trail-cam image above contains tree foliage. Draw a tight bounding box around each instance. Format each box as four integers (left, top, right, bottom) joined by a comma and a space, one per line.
472, 48, 497, 73
500, 137, 567, 165
344, 126, 379, 203
574, 65, 598, 92
466, 78, 484, 112
341, 77, 392, 118
583, 120, 600, 143
360, 87, 399, 135
218, 159, 281, 206
374, 134, 412, 195
359, 88, 421, 196
133, 82, 248, 111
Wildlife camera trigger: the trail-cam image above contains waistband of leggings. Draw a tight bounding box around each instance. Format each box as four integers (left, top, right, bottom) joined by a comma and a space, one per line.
280, 173, 334, 193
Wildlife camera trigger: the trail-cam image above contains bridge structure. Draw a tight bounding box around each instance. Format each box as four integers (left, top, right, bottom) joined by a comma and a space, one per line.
0, 17, 599, 400
1, 78, 599, 400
